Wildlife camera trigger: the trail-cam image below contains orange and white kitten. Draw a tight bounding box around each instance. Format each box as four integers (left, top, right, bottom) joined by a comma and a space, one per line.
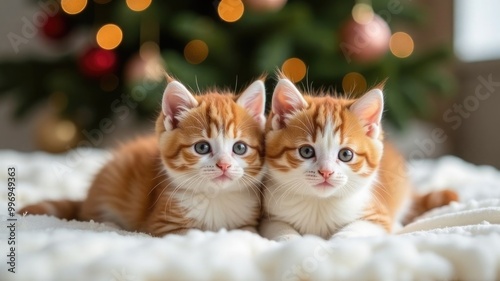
20, 77, 266, 236
259, 78, 457, 241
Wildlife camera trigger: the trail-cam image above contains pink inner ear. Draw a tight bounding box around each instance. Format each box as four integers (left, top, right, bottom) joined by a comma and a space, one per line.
273, 93, 297, 117
271, 79, 307, 128
349, 89, 384, 138
237, 80, 266, 127
164, 94, 184, 128
161, 81, 197, 129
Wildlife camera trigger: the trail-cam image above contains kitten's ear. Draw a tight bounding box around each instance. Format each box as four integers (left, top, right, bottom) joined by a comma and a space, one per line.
237, 80, 266, 129
271, 78, 308, 130
162, 81, 198, 130
350, 89, 384, 139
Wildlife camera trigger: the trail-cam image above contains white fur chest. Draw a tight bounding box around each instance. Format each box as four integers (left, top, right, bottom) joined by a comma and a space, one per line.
176, 190, 259, 231
264, 188, 371, 239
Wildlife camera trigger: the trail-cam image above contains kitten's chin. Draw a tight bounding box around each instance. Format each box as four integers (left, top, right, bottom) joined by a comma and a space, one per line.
209, 175, 244, 191
311, 186, 337, 198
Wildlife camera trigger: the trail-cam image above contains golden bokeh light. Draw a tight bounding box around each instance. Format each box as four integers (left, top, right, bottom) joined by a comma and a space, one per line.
342, 72, 367, 95
352, 3, 374, 24
184, 40, 209, 64
126, 0, 152, 12
61, 0, 87, 15
218, 0, 244, 23
96, 24, 123, 50
282, 58, 307, 83
55, 120, 77, 142
390, 32, 414, 58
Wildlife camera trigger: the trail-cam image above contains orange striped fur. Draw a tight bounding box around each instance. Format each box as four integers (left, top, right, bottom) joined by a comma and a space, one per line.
259, 77, 458, 240
19, 77, 267, 236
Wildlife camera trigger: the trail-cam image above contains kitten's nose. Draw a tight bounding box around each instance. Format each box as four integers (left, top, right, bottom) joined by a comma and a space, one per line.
318, 169, 334, 179
216, 162, 231, 172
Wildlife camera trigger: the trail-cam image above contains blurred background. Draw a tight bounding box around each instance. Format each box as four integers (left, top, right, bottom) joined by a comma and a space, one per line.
0, 0, 499, 168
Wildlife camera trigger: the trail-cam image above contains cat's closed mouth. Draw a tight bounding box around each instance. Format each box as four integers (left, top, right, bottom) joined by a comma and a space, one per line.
213, 174, 232, 183
314, 182, 335, 189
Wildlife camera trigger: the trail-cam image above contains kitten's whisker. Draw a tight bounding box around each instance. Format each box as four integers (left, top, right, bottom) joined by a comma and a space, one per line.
267, 178, 303, 208
238, 175, 263, 200
163, 173, 199, 210
277, 182, 304, 210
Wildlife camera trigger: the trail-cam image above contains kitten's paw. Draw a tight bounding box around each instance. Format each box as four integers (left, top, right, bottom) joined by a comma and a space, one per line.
274, 234, 301, 242
332, 220, 387, 239
425, 189, 459, 209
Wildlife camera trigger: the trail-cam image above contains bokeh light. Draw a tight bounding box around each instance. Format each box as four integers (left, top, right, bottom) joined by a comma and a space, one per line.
96, 24, 123, 50
282, 58, 307, 83
140, 41, 160, 60
126, 0, 152, 12
61, 0, 87, 15
342, 72, 367, 94
184, 40, 209, 64
390, 32, 414, 58
55, 120, 77, 142
352, 3, 374, 24
218, 0, 244, 23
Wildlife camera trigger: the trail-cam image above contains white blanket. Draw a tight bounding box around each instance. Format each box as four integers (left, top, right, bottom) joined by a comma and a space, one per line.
1, 150, 500, 281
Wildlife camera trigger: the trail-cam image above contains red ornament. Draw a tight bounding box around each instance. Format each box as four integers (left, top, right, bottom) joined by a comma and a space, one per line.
339, 14, 391, 63
243, 0, 287, 12
79, 47, 117, 78
41, 13, 72, 40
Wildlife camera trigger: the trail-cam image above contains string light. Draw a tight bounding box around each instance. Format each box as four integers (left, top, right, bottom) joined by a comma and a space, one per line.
218, 0, 244, 23
61, 0, 87, 15
282, 58, 306, 83
126, 0, 152, 12
184, 40, 209, 64
390, 32, 414, 58
96, 24, 123, 50
342, 72, 367, 95
352, 3, 374, 24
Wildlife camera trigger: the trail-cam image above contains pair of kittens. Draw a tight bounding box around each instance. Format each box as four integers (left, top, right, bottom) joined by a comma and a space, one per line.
19, 75, 457, 241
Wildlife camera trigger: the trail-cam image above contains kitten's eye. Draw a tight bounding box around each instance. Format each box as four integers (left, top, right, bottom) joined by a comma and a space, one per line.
233, 142, 247, 155
299, 145, 315, 159
338, 148, 354, 162
194, 141, 211, 155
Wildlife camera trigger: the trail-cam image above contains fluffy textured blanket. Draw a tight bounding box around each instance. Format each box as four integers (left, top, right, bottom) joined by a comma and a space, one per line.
1, 149, 500, 281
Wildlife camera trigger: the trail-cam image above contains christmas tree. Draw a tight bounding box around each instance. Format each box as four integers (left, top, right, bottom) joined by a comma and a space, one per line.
0, 0, 455, 151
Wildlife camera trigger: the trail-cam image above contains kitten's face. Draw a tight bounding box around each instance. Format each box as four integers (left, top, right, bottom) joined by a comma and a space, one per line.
266, 79, 384, 198
157, 80, 266, 193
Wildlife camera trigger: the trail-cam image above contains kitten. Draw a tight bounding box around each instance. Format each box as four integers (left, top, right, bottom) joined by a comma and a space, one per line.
19, 76, 267, 236
259, 77, 457, 241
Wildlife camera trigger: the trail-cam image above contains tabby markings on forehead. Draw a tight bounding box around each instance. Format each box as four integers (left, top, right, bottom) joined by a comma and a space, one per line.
314, 117, 340, 149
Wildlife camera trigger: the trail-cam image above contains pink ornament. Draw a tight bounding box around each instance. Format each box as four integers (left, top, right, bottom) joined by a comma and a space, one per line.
339, 14, 391, 63
244, 0, 287, 12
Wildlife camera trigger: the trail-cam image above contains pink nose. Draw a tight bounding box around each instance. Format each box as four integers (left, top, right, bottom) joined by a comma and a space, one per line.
318, 169, 333, 179
217, 162, 231, 172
